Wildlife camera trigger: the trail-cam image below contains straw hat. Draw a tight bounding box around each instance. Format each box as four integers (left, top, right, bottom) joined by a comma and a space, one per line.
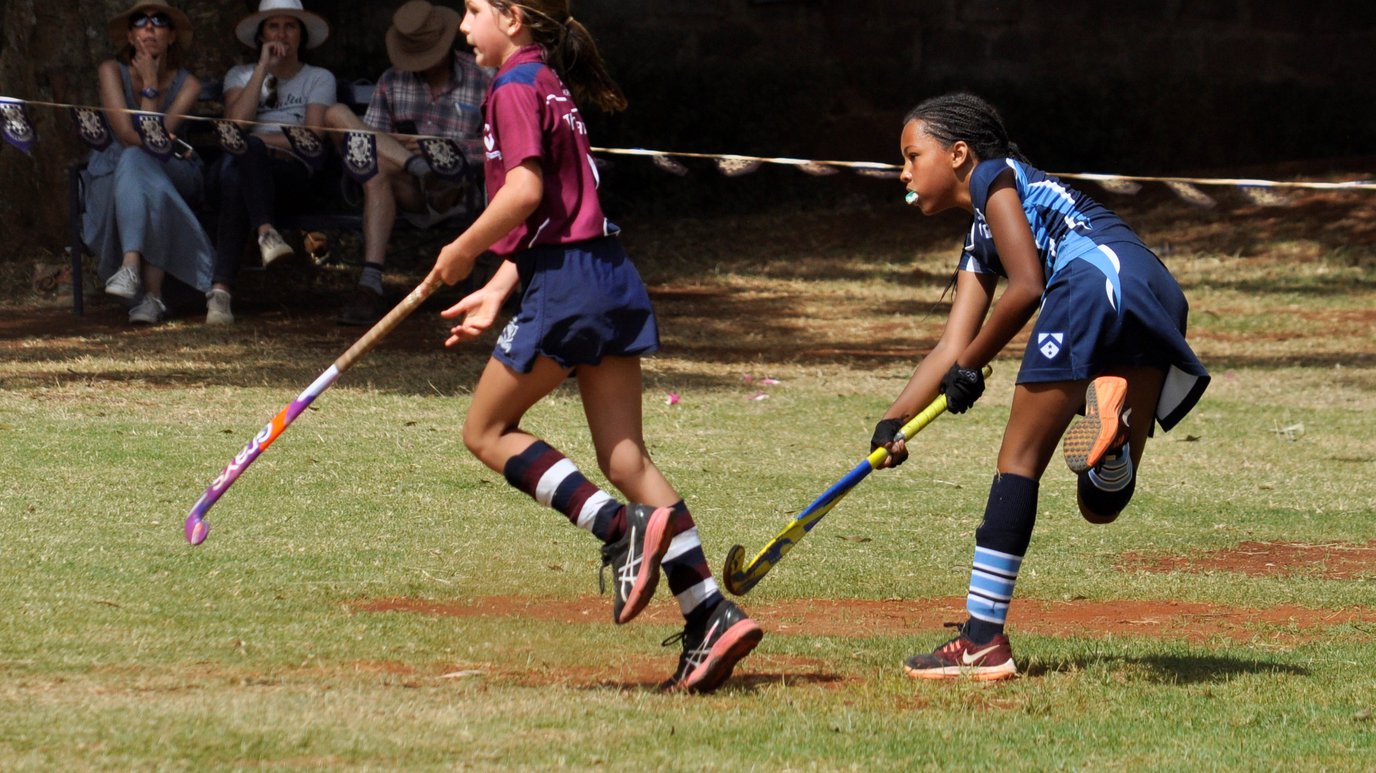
385, 1, 461, 71
107, 0, 193, 50
235, 0, 331, 49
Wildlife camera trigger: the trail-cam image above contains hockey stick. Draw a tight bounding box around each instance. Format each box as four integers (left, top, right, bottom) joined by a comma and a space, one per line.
183, 276, 444, 545
722, 365, 991, 595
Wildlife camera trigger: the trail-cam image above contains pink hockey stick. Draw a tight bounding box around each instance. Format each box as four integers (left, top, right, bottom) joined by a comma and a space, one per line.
184, 277, 442, 545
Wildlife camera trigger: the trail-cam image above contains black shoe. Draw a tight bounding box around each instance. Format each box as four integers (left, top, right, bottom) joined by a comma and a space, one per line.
337, 286, 384, 326
662, 599, 763, 694
599, 504, 672, 625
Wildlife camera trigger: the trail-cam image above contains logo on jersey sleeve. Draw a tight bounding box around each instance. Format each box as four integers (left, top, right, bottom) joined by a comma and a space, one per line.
1038, 332, 1064, 360
482, 122, 500, 161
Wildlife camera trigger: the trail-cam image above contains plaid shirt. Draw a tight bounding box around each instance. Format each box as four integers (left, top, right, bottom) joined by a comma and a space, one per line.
364, 51, 491, 165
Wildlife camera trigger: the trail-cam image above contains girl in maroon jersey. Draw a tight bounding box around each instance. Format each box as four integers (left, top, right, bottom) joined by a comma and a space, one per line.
424, 0, 762, 693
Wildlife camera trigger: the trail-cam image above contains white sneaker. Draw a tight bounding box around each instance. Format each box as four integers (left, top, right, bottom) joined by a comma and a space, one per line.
104, 265, 141, 299
128, 295, 166, 324
206, 289, 234, 325
258, 228, 294, 266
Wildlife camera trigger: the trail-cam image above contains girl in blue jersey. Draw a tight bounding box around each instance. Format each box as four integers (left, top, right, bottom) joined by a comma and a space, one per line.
871, 93, 1209, 680
424, 0, 761, 693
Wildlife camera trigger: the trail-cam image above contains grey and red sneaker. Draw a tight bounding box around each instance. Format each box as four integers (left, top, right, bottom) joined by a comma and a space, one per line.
663, 599, 763, 694
599, 504, 672, 625
903, 623, 1018, 681
1063, 375, 1131, 474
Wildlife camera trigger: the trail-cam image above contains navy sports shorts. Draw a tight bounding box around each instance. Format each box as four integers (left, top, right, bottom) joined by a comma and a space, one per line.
1017, 241, 1193, 384
493, 236, 660, 373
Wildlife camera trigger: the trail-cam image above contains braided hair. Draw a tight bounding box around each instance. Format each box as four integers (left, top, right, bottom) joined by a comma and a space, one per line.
487, 0, 627, 113
903, 93, 1029, 164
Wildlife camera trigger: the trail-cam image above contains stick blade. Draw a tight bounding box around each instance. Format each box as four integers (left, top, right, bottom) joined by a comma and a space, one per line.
185, 515, 209, 546
722, 544, 757, 596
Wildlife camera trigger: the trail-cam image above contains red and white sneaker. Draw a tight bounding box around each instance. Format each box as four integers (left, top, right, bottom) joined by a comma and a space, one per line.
1063, 375, 1130, 474
663, 600, 763, 694
903, 623, 1018, 681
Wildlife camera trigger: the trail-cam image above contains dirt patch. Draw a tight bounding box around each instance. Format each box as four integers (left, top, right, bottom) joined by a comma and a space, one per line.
351, 594, 1376, 647
1120, 540, 1376, 580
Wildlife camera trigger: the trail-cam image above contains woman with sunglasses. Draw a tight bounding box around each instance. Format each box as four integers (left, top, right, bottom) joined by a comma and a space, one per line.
211, 0, 336, 324
83, 0, 215, 325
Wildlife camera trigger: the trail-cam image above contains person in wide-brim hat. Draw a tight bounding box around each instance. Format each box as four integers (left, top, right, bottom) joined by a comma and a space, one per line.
385, 0, 461, 72
107, 0, 193, 51
235, 0, 330, 49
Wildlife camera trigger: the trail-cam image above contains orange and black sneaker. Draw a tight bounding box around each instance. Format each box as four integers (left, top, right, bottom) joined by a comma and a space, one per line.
903, 622, 1017, 681
1063, 375, 1130, 474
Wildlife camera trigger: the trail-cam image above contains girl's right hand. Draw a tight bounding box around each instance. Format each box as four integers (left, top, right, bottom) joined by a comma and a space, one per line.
432, 240, 475, 285
870, 418, 910, 469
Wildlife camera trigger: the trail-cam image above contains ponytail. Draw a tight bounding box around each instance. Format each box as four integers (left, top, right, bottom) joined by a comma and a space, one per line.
492, 1, 627, 113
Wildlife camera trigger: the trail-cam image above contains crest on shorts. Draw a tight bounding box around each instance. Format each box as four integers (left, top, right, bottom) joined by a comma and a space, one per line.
70, 107, 113, 151
341, 130, 378, 184
0, 98, 37, 154
496, 319, 518, 354
213, 120, 249, 155
1038, 332, 1064, 360
419, 137, 468, 181
282, 125, 326, 170
132, 111, 173, 159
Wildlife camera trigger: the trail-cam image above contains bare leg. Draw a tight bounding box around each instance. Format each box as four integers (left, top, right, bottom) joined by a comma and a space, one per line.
141, 263, 165, 300
462, 355, 571, 472
996, 380, 1086, 479
576, 356, 679, 506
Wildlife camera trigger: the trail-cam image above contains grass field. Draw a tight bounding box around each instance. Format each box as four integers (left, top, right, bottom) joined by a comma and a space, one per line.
2, 177, 1375, 770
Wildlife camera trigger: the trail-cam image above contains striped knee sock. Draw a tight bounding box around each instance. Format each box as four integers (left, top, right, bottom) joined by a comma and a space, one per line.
964, 472, 1038, 644
1087, 441, 1134, 492
502, 440, 625, 543
661, 501, 722, 628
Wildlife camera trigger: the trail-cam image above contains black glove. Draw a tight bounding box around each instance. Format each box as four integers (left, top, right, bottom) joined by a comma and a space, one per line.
940, 363, 985, 414
870, 417, 909, 467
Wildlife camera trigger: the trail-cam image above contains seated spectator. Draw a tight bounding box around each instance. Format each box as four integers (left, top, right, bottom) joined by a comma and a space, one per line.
212, 0, 336, 324
84, 0, 214, 325
325, 0, 490, 326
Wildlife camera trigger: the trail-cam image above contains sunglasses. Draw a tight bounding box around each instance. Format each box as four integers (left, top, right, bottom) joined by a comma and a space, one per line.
263, 75, 279, 109
130, 13, 172, 29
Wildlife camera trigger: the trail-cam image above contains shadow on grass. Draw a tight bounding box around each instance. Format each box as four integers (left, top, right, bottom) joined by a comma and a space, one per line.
6, 185, 1374, 397
1027, 652, 1310, 684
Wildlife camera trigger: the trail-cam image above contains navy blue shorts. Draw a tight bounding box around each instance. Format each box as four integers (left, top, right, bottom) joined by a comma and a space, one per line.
1018, 241, 1195, 384
493, 237, 660, 373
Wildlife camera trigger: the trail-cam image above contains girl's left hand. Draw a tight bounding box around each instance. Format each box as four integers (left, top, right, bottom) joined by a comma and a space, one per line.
440, 287, 503, 347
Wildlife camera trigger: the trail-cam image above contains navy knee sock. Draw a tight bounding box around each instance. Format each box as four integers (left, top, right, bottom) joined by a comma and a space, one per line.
964, 472, 1039, 644
502, 441, 625, 542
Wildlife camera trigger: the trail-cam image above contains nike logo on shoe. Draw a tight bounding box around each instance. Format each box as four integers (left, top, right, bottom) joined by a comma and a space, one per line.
961, 644, 1000, 665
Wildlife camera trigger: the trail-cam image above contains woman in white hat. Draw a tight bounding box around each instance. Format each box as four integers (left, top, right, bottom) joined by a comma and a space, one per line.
210, 0, 336, 323
83, 0, 216, 325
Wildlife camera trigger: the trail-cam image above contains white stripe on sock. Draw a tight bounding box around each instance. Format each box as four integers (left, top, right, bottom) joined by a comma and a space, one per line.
575, 490, 614, 531
662, 527, 701, 562
534, 458, 577, 507
675, 576, 719, 617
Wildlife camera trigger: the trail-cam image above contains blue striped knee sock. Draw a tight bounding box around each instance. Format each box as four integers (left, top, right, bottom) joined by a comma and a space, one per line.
965, 472, 1038, 643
